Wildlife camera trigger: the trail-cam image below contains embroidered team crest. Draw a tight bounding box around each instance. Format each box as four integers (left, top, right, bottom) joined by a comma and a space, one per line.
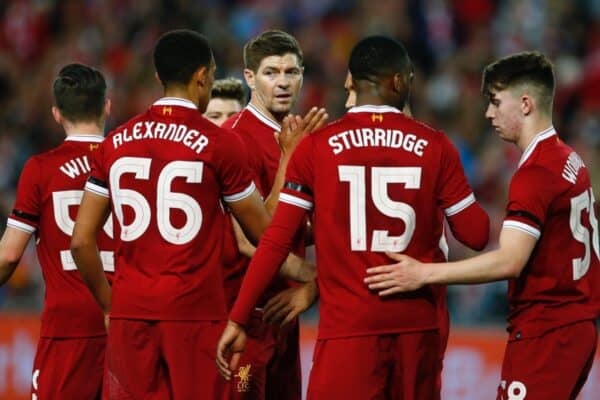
89, 143, 99, 151
162, 106, 173, 116
235, 364, 252, 393
371, 113, 383, 123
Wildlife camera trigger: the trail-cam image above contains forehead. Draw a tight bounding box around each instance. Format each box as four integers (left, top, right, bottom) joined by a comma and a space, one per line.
258, 53, 302, 70
205, 98, 241, 111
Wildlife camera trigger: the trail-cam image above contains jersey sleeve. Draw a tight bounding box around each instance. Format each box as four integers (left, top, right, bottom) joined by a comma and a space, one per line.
503, 165, 555, 239
436, 134, 476, 217
7, 157, 41, 233
279, 136, 315, 211
215, 129, 256, 203
85, 140, 110, 198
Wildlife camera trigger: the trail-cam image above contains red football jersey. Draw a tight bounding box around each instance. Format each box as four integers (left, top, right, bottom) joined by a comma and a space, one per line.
222, 103, 303, 308
86, 97, 255, 320
223, 103, 280, 196
503, 127, 600, 339
231, 105, 477, 338
8, 135, 114, 337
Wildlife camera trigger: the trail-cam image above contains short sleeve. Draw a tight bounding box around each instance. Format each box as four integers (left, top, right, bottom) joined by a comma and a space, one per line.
85, 140, 109, 197
215, 129, 256, 203
279, 135, 315, 211
436, 134, 476, 216
503, 165, 555, 239
8, 157, 41, 233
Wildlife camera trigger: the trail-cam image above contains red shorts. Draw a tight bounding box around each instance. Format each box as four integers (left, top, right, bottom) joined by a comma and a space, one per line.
230, 312, 276, 400
307, 331, 439, 400
32, 336, 106, 399
106, 319, 229, 400
497, 320, 597, 400
266, 318, 302, 400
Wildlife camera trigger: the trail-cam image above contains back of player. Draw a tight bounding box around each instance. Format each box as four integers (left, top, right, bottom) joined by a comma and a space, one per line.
293, 108, 474, 339
221, 36, 489, 400
75, 30, 268, 400
4, 64, 112, 399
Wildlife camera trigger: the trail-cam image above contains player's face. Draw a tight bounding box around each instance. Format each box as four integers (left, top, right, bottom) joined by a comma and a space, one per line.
204, 98, 243, 126
247, 53, 303, 116
344, 72, 356, 109
485, 89, 523, 143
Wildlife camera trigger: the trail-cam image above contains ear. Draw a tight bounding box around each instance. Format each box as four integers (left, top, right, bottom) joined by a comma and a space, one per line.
154, 72, 162, 86
51, 106, 62, 125
243, 69, 255, 90
521, 94, 534, 116
194, 66, 209, 88
392, 72, 409, 93
104, 99, 112, 118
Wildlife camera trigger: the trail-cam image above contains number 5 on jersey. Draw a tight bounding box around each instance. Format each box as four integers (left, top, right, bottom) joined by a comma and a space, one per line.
52, 190, 114, 272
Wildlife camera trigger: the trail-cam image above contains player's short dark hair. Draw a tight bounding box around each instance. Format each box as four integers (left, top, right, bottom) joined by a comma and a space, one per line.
154, 29, 213, 87
348, 36, 413, 82
52, 63, 106, 122
243, 30, 303, 72
482, 51, 555, 113
210, 78, 246, 105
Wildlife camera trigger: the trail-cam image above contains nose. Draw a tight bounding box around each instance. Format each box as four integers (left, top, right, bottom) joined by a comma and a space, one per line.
485, 104, 494, 120
276, 73, 291, 88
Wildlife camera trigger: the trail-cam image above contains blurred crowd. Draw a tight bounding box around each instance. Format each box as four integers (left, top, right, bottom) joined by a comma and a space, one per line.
0, 0, 598, 325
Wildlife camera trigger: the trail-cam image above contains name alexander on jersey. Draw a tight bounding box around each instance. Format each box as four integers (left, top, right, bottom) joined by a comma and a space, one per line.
328, 126, 429, 156
111, 120, 209, 154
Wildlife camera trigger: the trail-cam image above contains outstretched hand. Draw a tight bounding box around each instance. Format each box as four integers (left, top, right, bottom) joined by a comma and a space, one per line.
275, 107, 328, 156
364, 252, 427, 296
215, 320, 247, 380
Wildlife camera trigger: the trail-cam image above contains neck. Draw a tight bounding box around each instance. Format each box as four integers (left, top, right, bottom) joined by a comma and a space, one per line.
516, 113, 553, 152
63, 121, 104, 137
164, 86, 196, 106
249, 95, 285, 124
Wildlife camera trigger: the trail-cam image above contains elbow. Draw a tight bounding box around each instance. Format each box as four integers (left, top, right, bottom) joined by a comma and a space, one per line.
503, 259, 525, 279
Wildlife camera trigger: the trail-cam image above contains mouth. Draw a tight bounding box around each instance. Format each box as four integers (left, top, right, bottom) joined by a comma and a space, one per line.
275, 94, 292, 102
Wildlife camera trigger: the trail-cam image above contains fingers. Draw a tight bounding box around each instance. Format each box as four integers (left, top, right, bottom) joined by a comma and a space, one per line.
216, 341, 232, 380
263, 295, 288, 323
365, 265, 395, 275
366, 278, 397, 290
378, 287, 402, 296
385, 251, 406, 261
303, 107, 328, 133
229, 351, 241, 375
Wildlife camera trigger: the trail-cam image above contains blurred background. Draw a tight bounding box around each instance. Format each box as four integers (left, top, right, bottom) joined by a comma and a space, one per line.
0, 0, 598, 399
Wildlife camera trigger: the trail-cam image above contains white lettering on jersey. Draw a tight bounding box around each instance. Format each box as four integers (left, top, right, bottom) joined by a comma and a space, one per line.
112, 122, 209, 154
59, 156, 91, 178
562, 152, 585, 184
328, 128, 428, 156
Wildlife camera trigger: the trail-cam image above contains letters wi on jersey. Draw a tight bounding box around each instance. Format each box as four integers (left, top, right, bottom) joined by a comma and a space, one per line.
9, 135, 113, 337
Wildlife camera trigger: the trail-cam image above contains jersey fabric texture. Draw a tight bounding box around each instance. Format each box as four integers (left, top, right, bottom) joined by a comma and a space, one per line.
231, 104, 478, 339
8, 135, 113, 338
86, 97, 255, 321
502, 127, 600, 340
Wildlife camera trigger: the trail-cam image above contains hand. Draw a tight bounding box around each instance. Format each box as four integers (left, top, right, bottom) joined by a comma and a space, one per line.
263, 280, 318, 325
275, 107, 328, 156
363, 252, 428, 296
216, 320, 247, 380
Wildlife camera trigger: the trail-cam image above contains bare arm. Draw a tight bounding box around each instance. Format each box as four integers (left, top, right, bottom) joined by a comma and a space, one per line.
71, 191, 111, 313
228, 189, 271, 246
0, 227, 31, 286
364, 227, 537, 296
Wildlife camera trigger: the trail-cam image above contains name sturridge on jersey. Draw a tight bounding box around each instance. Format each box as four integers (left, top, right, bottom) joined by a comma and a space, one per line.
328, 126, 429, 156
